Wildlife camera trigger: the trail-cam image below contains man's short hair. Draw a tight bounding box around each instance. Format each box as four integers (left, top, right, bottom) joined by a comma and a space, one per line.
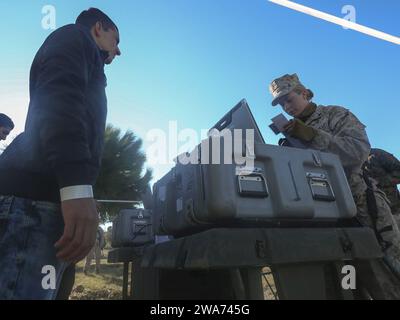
76, 8, 118, 31
0, 114, 14, 129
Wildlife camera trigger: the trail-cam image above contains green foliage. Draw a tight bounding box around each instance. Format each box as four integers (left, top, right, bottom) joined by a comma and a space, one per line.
94, 124, 152, 223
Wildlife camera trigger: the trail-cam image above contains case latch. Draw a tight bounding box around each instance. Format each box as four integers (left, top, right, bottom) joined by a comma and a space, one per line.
237, 167, 269, 198
306, 172, 335, 202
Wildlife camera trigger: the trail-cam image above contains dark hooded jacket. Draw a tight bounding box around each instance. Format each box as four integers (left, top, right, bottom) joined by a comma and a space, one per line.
0, 23, 109, 202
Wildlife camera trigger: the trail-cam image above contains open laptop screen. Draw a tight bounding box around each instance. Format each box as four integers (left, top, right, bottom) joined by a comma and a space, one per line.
208, 99, 265, 144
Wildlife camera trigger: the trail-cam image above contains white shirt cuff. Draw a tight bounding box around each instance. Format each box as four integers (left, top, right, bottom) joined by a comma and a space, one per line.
60, 185, 94, 202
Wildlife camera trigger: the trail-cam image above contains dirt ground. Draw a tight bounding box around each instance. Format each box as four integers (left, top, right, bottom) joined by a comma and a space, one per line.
70, 251, 123, 300
70, 251, 277, 300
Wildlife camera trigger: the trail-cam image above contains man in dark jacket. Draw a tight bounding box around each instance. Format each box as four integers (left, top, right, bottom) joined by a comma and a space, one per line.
0, 8, 121, 299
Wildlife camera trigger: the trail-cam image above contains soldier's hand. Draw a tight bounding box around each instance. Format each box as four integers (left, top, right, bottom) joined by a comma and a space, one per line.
283, 119, 316, 142
55, 198, 99, 263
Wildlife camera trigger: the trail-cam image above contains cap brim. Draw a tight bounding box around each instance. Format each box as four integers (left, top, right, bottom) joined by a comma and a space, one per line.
271, 91, 290, 107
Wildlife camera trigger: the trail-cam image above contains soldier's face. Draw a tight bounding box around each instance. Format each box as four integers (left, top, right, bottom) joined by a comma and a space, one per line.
279, 91, 309, 118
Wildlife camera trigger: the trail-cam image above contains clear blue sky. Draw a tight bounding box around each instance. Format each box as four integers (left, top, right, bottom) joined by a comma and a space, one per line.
1, 0, 399, 182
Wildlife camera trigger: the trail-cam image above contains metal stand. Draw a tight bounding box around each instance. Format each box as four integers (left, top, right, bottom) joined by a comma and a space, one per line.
109, 227, 384, 300
108, 247, 144, 299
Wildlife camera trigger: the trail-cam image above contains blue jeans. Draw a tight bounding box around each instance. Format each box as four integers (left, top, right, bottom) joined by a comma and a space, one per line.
0, 195, 68, 300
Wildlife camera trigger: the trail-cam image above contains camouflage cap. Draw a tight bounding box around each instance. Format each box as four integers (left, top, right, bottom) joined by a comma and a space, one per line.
269, 73, 302, 106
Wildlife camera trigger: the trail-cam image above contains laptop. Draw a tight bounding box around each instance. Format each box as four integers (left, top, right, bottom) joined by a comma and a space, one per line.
208, 99, 265, 144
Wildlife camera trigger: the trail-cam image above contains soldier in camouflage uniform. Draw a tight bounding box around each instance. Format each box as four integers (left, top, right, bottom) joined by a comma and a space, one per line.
269, 74, 400, 298
364, 148, 400, 227
84, 226, 105, 275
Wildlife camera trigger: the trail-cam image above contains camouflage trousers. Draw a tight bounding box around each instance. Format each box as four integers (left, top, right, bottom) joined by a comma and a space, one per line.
393, 207, 400, 230
84, 242, 101, 273
355, 190, 400, 283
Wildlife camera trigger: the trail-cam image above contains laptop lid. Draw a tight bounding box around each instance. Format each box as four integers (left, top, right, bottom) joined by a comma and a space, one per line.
208, 99, 265, 144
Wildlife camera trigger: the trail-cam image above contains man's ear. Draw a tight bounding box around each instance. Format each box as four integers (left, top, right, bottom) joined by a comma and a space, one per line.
94, 22, 102, 37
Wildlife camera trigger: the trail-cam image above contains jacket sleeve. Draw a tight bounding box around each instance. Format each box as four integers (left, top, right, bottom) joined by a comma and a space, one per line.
34, 28, 95, 189
309, 108, 371, 168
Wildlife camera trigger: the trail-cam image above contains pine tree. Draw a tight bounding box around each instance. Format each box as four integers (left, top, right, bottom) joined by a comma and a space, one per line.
94, 124, 152, 222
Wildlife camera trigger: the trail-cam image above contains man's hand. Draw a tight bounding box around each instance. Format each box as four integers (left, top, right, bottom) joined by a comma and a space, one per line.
283, 119, 317, 142
55, 198, 99, 263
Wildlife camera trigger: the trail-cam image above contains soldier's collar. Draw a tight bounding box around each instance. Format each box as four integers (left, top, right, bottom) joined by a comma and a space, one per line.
304, 104, 323, 123
297, 102, 317, 122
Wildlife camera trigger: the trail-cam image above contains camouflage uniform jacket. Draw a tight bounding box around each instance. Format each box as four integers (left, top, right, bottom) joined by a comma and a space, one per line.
365, 148, 400, 214
303, 105, 371, 198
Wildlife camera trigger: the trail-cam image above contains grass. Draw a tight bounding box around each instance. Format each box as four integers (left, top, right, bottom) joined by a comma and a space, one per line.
70, 250, 124, 300
262, 267, 278, 300
69, 249, 277, 300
